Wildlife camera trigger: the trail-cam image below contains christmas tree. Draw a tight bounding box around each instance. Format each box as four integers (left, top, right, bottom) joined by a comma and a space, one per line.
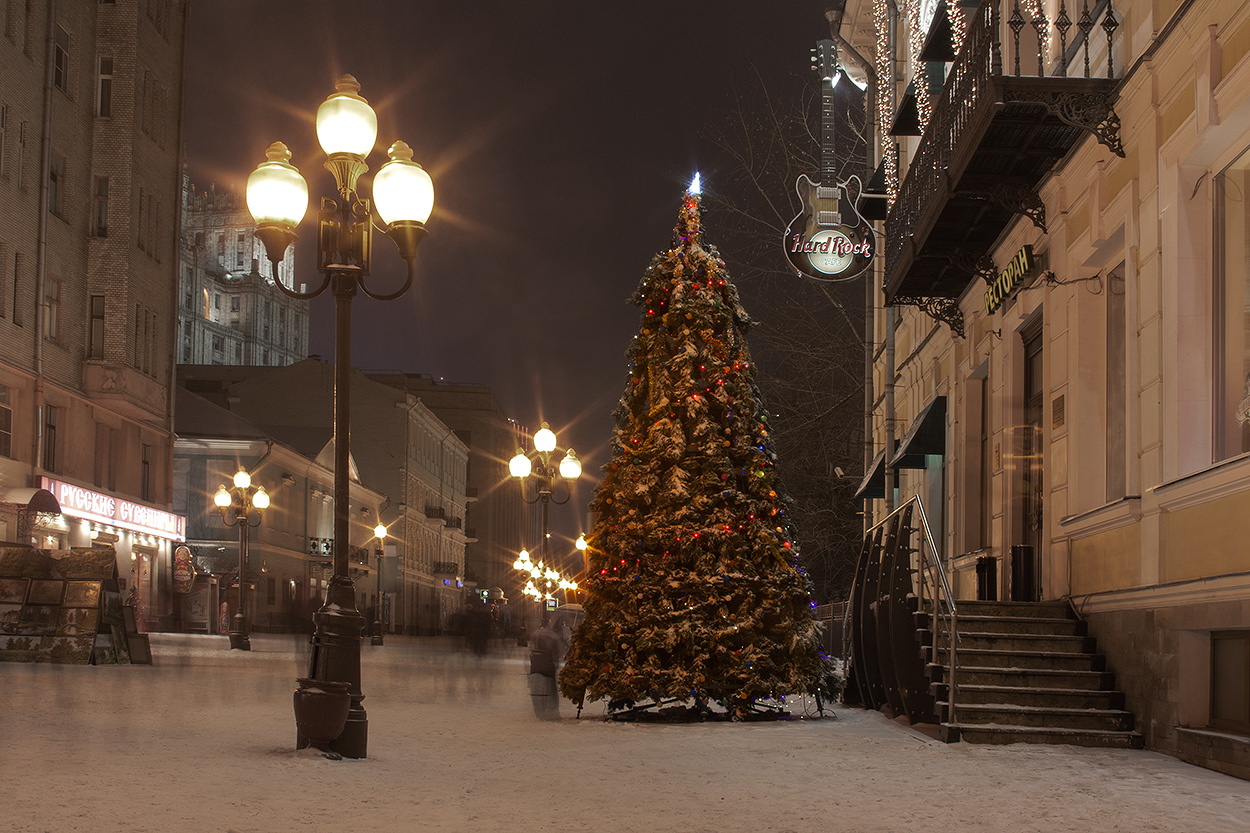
559, 181, 831, 718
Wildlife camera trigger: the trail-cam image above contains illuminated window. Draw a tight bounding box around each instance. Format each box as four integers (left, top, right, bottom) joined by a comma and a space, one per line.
43, 277, 59, 341
43, 405, 58, 473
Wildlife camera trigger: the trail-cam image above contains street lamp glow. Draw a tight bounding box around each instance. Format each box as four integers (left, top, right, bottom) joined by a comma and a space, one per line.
245, 142, 309, 230
559, 449, 581, 480
214, 486, 231, 508
316, 75, 378, 158
374, 523, 387, 540
533, 423, 557, 453
251, 486, 270, 511
575, 534, 587, 551
509, 449, 532, 478
373, 141, 434, 226
233, 469, 252, 490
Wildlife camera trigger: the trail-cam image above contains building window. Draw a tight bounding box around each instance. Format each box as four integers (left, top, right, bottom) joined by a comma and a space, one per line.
89, 294, 104, 358
1216, 146, 1250, 461
93, 176, 108, 236
53, 26, 68, 93
16, 119, 26, 188
43, 277, 59, 341
230, 295, 240, 312
211, 335, 224, 353
234, 342, 242, 362
0, 104, 7, 178
12, 251, 22, 325
137, 187, 147, 251
48, 151, 65, 217
1211, 631, 1249, 733
267, 576, 276, 606
1106, 263, 1126, 500
236, 231, 246, 269
42, 405, 57, 473
97, 56, 112, 117
141, 444, 153, 501
0, 385, 11, 458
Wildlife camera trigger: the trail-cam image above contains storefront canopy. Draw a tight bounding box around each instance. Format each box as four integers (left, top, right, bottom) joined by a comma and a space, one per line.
0, 487, 61, 514
854, 449, 887, 501
889, 395, 947, 469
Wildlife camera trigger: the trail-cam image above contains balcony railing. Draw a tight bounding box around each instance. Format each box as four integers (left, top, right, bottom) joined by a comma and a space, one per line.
432, 561, 459, 576
884, 0, 1124, 329
424, 505, 446, 522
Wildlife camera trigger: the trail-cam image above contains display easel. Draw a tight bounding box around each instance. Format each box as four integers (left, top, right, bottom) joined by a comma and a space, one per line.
0, 546, 150, 664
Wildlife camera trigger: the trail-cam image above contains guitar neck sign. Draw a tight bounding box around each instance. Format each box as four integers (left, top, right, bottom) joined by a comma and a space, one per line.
782, 39, 876, 283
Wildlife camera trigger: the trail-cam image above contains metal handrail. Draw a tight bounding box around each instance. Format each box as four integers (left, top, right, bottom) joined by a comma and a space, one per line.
868, 495, 960, 727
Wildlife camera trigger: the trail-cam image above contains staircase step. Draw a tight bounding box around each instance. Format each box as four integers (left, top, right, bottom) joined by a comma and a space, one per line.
950, 665, 1117, 690
950, 683, 1124, 710
943, 722, 1145, 749
954, 600, 1073, 619
944, 701, 1136, 731
937, 632, 1094, 653
936, 646, 1105, 671
956, 614, 1087, 637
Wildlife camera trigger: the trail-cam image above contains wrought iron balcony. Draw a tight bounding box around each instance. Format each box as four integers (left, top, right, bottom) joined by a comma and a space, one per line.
432, 561, 459, 576
884, 0, 1124, 334
424, 505, 446, 523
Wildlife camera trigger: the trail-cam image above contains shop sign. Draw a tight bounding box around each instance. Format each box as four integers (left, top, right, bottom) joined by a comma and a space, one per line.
173, 546, 195, 593
984, 245, 1035, 315
41, 477, 187, 542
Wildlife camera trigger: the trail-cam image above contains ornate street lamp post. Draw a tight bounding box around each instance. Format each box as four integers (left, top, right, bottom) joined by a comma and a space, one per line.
509, 423, 581, 626
214, 469, 270, 651
245, 74, 434, 759
372, 523, 386, 647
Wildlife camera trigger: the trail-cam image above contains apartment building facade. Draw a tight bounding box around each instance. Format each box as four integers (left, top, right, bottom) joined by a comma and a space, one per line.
0, 0, 187, 628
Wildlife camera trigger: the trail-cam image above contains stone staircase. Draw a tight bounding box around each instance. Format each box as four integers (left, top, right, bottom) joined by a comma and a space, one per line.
927, 600, 1144, 748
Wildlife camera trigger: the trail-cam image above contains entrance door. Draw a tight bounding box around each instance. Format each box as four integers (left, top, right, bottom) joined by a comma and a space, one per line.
1017, 324, 1045, 600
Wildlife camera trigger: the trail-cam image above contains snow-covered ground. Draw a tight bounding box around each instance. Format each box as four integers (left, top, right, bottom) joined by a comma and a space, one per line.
2, 633, 1247, 833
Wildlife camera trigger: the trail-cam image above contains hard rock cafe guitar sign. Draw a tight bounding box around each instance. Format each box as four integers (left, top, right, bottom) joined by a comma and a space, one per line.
783, 40, 876, 283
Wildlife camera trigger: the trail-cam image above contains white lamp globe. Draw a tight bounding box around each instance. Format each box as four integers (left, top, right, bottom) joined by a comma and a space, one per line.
559, 449, 581, 480
509, 450, 531, 479
246, 142, 308, 229
316, 75, 378, 158
251, 486, 270, 511
374, 141, 434, 226
533, 423, 557, 453
213, 486, 231, 508
233, 470, 251, 489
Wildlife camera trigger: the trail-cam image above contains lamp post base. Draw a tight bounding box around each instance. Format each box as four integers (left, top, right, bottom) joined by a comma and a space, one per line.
298, 576, 368, 758
228, 613, 251, 651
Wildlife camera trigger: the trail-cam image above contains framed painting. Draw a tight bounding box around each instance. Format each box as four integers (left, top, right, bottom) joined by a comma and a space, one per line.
0, 602, 22, 634
63, 580, 101, 608
27, 579, 65, 606
17, 604, 59, 636
57, 607, 99, 638
0, 578, 28, 604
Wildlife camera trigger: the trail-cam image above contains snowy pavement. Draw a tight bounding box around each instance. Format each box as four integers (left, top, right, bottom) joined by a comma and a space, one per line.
2, 633, 1247, 833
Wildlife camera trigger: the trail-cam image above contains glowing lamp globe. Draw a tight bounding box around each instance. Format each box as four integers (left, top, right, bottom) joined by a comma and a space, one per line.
246, 142, 308, 229
533, 423, 557, 453
233, 470, 251, 490
509, 450, 532, 479
374, 141, 434, 226
213, 486, 231, 508
559, 449, 581, 480
374, 523, 387, 541
251, 487, 270, 511
316, 75, 378, 158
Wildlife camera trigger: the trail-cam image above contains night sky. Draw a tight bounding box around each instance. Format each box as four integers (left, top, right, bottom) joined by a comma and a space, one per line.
184, 1, 835, 518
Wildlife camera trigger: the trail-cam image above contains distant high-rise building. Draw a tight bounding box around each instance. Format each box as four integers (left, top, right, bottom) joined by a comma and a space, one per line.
0, 0, 188, 627
177, 179, 308, 367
